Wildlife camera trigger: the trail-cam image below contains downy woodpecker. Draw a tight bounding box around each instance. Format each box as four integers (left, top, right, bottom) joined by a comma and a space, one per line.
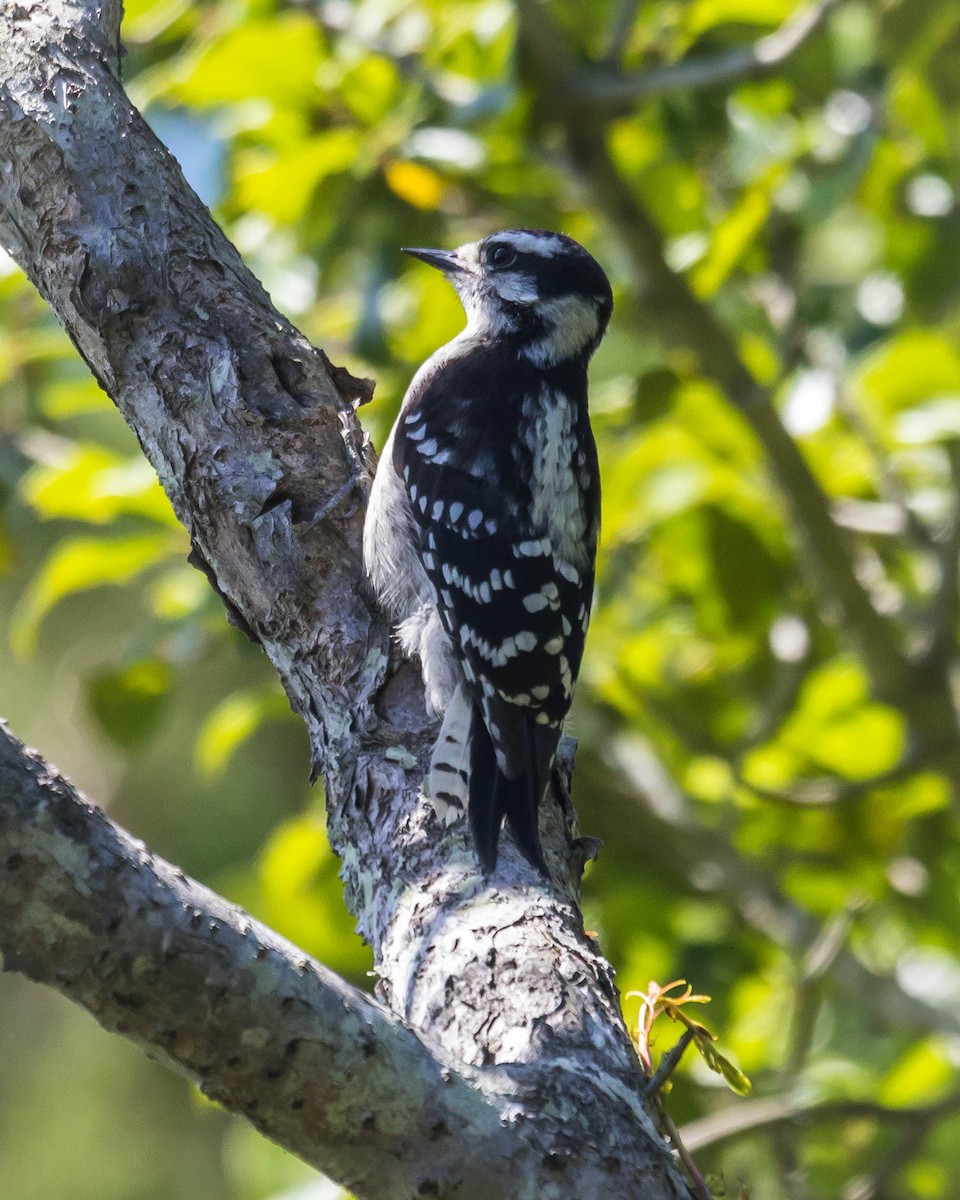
363, 228, 612, 874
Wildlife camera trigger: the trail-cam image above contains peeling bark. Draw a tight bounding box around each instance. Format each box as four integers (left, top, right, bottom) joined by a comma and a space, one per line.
0, 3, 693, 1196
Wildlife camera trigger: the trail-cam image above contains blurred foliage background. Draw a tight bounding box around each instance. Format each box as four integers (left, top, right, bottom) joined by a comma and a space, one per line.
3, 0, 960, 1196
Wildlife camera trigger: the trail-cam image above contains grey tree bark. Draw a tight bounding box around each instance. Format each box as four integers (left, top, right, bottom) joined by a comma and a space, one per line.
0, 2, 693, 1197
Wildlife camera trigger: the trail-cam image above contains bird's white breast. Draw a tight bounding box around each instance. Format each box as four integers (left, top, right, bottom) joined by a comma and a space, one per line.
523, 386, 589, 567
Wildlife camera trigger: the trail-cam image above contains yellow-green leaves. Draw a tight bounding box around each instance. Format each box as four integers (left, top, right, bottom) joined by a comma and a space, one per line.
88, 659, 173, 749
854, 331, 960, 415
765, 658, 906, 781
21, 443, 179, 527
10, 533, 176, 656
629, 979, 753, 1096
174, 14, 326, 109
196, 688, 293, 778
880, 1039, 956, 1108
255, 813, 371, 978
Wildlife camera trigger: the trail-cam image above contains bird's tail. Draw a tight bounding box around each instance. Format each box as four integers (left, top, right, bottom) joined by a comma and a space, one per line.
468, 705, 554, 877
426, 686, 557, 875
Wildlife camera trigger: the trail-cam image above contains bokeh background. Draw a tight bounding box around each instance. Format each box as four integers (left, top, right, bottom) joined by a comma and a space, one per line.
3, 0, 960, 1196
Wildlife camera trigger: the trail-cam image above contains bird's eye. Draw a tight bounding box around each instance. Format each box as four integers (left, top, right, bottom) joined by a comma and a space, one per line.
487, 245, 517, 269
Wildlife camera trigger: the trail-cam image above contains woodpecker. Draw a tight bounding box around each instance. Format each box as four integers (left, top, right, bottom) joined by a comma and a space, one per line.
363, 228, 612, 874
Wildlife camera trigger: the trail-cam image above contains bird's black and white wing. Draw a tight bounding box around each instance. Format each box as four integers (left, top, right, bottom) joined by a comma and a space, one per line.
393, 348, 598, 873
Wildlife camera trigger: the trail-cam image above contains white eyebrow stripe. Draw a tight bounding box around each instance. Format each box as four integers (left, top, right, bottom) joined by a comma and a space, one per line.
495, 230, 567, 257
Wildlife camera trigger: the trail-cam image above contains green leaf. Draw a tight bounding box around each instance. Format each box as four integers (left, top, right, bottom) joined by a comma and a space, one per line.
88, 659, 173, 748
195, 688, 291, 778
236, 130, 363, 223
855, 331, 960, 414
691, 166, 786, 297
174, 14, 325, 108
684, 0, 793, 40
21, 443, 179, 526
10, 533, 175, 656
880, 1038, 954, 1107
256, 813, 371, 976
694, 1033, 753, 1096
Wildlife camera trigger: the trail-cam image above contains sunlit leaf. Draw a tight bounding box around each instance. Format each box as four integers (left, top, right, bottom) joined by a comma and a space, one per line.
88, 659, 173, 748
691, 166, 786, 297
879, 1039, 954, 1107
236, 130, 362, 223
21, 443, 179, 526
173, 14, 326, 108
10, 533, 175, 656
384, 160, 445, 211
257, 813, 370, 975
683, 0, 793, 40
855, 331, 960, 414
195, 688, 291, 777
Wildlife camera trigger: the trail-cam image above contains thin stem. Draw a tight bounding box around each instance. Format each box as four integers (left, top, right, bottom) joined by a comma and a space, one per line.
644, 1028, 697, 1095
680, 1091, 960, 1154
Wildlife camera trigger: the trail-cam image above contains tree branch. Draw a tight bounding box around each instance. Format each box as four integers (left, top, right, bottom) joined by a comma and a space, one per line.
580, 0, 839, 110
0, 2, 692, 1195
0, 720, 521, 1199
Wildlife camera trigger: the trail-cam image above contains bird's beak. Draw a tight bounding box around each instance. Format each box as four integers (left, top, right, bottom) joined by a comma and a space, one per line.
402, 247, 467, 275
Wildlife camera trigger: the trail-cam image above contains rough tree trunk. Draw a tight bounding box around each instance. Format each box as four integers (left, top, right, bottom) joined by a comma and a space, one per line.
0, 2, 693, 1198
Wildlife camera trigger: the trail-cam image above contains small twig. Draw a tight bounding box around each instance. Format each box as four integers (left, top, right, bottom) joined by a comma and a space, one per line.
644, 1029, 697, 1096
576, 0, 839, 110
302, 475, 361, 531
782, 905, 861, 1106
658, 1103, 714, 1200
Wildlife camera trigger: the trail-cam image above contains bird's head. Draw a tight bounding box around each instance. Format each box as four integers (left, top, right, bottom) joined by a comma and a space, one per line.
404, 228, 613, 366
